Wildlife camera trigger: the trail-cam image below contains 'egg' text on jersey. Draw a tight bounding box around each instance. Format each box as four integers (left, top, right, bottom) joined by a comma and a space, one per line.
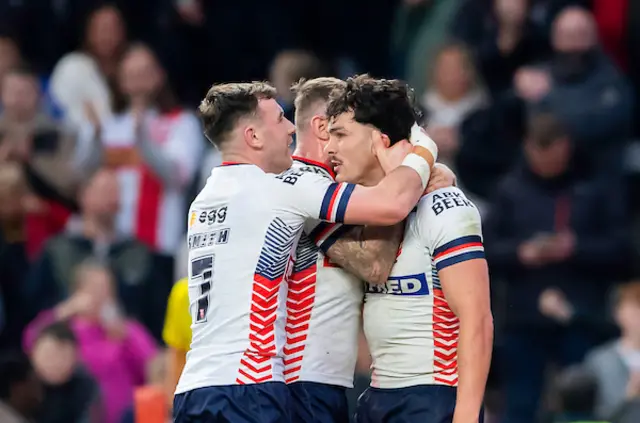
363, 186, 484, 389
175, 162, 355, 393
283, 158, 363, 388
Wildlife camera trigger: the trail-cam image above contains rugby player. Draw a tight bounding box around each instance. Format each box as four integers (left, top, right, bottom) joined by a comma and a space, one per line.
285, 77, 457, 423
173, 81, 439, 423
325, 75, 493, 423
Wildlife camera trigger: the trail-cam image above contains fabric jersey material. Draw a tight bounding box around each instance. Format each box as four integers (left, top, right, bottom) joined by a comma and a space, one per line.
176, 163, 355, 393
284, 157, 363, 388
364, 186, 484, 389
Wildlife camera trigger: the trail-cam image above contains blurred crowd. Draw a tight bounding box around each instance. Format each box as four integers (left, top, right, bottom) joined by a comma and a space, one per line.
0, 0, 640, 422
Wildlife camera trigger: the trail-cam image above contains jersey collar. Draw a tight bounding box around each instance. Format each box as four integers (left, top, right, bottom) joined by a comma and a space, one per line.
292, 156, 336, 179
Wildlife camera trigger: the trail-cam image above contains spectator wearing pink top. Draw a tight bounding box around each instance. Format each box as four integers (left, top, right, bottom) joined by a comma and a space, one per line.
23, 260, 157, 423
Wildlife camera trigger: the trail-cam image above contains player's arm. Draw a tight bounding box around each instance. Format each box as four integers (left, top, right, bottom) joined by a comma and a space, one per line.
282, 129, 437, 226
309, 222, 404, 284
422, 191, 493, 423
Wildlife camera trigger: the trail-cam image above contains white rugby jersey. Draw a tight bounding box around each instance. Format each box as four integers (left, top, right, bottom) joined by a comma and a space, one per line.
284, 157, 363, 387
175, 162, 356, 393
363, 186, 484, 389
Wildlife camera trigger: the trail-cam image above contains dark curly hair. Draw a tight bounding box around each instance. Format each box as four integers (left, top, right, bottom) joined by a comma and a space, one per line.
199, 82, 277, 147
325, 74, 421, 145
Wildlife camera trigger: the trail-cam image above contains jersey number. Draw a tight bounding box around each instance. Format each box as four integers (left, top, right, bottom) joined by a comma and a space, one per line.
191, 255, 214, 324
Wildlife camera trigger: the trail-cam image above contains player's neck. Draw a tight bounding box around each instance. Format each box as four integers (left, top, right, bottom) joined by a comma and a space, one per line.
293, 134, 328, 165
359, 166, 385, 187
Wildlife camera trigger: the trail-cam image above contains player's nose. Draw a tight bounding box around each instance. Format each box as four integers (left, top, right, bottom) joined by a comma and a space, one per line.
286, 118, 295, 135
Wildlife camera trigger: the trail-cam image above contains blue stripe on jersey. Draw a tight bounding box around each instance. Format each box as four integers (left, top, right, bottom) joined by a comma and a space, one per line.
308, 222, 332, 243
255, 218, 300, 280
435, 251, 485, 271
318, 224, 352, 254
335, 183, 355, 223
433, 235, 482, 256
319, 183, 339, 220
293, 234, 318, 272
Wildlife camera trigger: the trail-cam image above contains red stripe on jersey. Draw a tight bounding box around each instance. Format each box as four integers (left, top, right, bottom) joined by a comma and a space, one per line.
326, 186, 341, 221
432, 288, 459, 387
434, 242, 483, 259
284, 264, 317, 383
135, 166, 162, 249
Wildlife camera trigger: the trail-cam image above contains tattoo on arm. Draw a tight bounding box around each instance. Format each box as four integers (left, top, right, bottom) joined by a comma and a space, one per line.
325, 223, 404, 284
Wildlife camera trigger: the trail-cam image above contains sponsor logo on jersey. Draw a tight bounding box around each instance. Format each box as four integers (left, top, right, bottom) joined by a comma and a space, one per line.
365, 273, 429, 296
189, 211, 197, 228
188, 228, 231, 249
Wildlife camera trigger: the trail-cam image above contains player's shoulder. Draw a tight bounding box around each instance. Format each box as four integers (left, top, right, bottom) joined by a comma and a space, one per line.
417, 186, 480, 221
271, 162, 334, 189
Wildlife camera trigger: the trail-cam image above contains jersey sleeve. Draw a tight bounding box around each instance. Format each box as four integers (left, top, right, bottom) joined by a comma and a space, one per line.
273, 169, 356, 223
162, 279, 192, 351
304, 220, 352, 253
419, 187, 485, 272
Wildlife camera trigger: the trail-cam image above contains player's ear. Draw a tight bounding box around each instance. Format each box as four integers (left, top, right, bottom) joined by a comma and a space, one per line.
243, 125, 263, 150
310, 115, 329, 141
371, 130, 391, 152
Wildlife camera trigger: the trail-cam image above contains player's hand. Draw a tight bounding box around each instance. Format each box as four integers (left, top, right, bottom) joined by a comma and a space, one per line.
372, 131, 412, 174
425, 163, 456, 194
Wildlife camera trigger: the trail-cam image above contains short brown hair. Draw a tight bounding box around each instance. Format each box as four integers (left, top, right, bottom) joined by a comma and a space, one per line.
292, 77, 345, 130
615, 281, 640, 307
198, 82, 277, 147
326, 74, 420, 145
527, 113, 569, 148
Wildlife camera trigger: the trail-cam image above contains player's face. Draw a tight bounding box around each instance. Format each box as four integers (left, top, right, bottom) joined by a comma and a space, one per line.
325, 111, 381, 185
256, 98, 295, 173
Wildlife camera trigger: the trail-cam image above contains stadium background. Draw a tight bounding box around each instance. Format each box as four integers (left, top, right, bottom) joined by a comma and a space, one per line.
0, 0, 640, 422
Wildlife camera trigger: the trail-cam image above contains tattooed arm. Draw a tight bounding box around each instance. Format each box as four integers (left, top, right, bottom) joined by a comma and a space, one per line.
324, 223, 404, 284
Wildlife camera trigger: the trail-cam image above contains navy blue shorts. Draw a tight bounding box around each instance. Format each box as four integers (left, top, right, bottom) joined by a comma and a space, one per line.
173, 382, 291, 423
289, 381, 349, 423
356, 385, 484, 423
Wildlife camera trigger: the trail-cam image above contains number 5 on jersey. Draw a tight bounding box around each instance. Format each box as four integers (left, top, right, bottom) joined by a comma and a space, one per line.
191, 255, 214, 323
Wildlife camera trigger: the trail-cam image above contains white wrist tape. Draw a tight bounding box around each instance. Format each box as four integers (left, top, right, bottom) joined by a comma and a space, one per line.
409, 123, 438, 163
401, 152, 431, 189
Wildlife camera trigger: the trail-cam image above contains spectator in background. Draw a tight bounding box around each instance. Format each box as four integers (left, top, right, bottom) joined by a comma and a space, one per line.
484, 113, 630, 423
392, 0, 463, 95
452, 0, 546, 96
0, 163, 32, 350
514, 7, 632, 163
76, 43, 203, 258
30, 322, 100, 423
584, 282, 640, 420
422, 42, 487, 171
0, 35, 21, 100
49, 4, 128, 128
269, 50, 328, 123
0, 352, 43, 423
25, 169, 170, 341
24, 261, 157, 423
0, 65, 79, 258
553, 366, 602, 423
